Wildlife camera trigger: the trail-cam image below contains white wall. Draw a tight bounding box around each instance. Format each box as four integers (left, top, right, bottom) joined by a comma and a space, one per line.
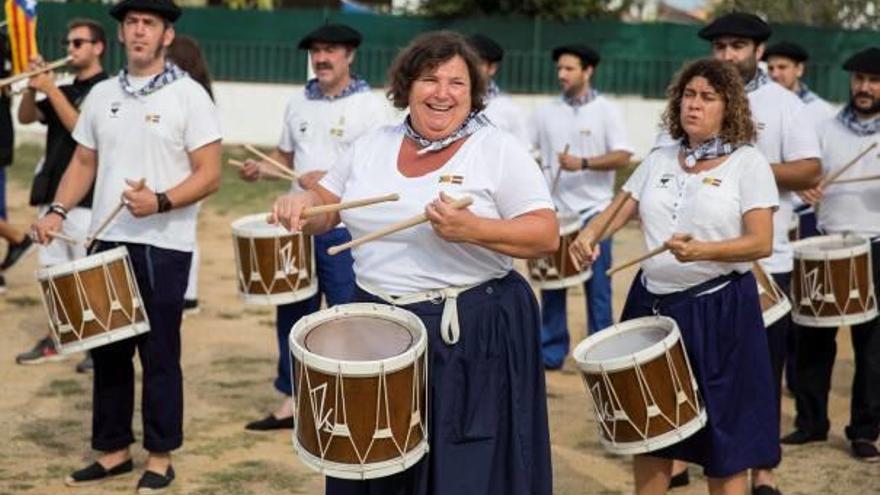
14, 81, 668, 161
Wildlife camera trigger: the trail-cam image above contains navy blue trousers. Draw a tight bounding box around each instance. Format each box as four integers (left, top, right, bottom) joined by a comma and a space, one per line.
275, 227, 355, 395
325, 271, 553, 495
622, 271, 780, 478
90, 241, 191, 452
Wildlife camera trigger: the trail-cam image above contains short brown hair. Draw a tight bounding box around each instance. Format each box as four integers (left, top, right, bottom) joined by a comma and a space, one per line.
386, 31, 486, 112
662, 58, 756, 146
67, 18, 106, 51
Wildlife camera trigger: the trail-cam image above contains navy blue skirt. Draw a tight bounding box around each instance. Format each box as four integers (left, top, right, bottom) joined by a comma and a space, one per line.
621, 271, 780, 478
326, 271, 553, 495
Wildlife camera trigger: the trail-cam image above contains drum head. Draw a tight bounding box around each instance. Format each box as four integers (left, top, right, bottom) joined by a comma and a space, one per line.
304, 316, 414, 361
582, 325, 669, 362
231, 213, 290, 238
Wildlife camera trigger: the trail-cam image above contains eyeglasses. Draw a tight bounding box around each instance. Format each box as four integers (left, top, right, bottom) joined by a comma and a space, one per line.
61, 38, 95, 49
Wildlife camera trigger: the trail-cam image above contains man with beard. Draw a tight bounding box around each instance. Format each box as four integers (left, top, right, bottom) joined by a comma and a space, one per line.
238, 23, 388, 431
467, 34, 529, 143
782, 47, 880, 463
14, 18, 108, 371
530, 44, 633, 369
661, 13, 822, 495
31, 0, 222, 492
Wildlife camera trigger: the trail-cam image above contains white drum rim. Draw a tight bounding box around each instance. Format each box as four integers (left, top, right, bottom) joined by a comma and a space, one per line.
238, 283, 319, 306
572, 316, 680, 373
37, 246, 130, 280
792, 234, 871, 261
762, 297, 792, 327
293, 435, 428, 480
55, 321, 150, 355
531, 268, 592, 290
232, 213, 298, 238
289, 303, 428, 376
792, 307, 878, 328
598, 409, 707, 456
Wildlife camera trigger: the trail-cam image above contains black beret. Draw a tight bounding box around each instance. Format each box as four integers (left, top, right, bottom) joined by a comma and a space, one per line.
842, 47, 880, 75
762, 41, 809, 63
552, 44, 600, 68
468, 34, 503, 63
298, 24, 362, 50
110, 0, 181, 23
698, 12, 771, 43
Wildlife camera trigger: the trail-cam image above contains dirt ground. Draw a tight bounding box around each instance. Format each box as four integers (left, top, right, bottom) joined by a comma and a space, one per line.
1, 166, 877, 495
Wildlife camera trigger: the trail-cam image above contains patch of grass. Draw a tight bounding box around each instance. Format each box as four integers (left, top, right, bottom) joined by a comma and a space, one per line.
191, 460, 306, 495
5, 295, 41, 307
217, 310, 243, 320
214, 379, 260, 390
37, 379, 86, 398
187, 433, 272, 461
15, 418, 81, 454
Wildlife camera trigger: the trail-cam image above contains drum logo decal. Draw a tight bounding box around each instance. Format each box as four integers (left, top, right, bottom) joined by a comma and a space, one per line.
803, 267, 827, 303
279, 241, 299, 276
310, 382, 349, 437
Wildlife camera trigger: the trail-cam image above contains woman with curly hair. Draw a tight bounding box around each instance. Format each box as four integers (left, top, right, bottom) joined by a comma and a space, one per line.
569, 58, 780, 495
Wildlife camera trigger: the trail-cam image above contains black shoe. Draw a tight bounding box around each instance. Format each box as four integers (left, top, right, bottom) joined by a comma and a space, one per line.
852, 440, 880, 462
15, 336, 68, 365
752, 485, 783, 495
136, 465, 175, 494
76, 354, 94, 373
1, 236, 34, 271
245, 414, 294, 431
669, 469, 689, 489
182, 298, 200, 318
781, 429, 827, 445
64, 459, 133, 486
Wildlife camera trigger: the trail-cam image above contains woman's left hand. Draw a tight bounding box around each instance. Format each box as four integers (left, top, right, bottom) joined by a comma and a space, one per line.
425, 192, 477, 242
665, 233, 702, 262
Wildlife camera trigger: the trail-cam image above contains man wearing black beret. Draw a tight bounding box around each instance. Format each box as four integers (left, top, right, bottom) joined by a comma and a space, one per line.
530, 43, 633, 371
467, 34, 529, 143
238, 22, 389, 433
784, 47, 880, 464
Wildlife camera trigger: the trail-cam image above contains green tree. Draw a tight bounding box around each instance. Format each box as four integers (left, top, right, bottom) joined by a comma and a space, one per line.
714, 0, 880, 29
420, 0, 635, 21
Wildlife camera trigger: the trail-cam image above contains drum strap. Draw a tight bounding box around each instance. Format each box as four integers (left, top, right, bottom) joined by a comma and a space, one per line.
357, 281, 481, 345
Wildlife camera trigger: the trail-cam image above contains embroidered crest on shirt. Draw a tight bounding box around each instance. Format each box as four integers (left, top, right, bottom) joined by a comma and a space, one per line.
330, 116, 345, 138
658, 173, 674, 188
439, 174, 464, 185
298, 121, 308, 134
145, 114, 161, 124
109, 102, 122, 118
702, 177, 722, 187
580, 128, 592, 137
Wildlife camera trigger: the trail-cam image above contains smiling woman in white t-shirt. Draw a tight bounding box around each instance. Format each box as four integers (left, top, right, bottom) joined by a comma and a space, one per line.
570, 58, 779, 495
271, 31, 556, 495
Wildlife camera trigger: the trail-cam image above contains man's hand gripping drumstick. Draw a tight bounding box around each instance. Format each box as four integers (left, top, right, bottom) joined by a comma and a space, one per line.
85, 178, 146, 247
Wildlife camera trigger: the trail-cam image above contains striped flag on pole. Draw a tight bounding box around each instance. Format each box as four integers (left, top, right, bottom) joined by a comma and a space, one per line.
4, 0, 38, 75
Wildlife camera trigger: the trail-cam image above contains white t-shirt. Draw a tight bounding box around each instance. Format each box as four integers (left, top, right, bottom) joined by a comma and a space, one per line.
793, 94, 836, 211
483, 94, 530, 145
73, 76, 222, 252
816, 117, 880, 238
623, 145, 778, 295
748, 81, 821, 273
278, 89, 389, 192
320, 125, 554, 295
531, 96, 634, 218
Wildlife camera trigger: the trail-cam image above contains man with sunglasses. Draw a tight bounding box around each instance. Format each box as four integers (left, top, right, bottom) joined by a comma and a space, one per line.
15, 18, 108, 371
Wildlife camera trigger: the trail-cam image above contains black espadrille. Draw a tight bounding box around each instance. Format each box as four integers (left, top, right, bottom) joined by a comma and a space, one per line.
136, 465, 175, 494
64, 458, 133, 486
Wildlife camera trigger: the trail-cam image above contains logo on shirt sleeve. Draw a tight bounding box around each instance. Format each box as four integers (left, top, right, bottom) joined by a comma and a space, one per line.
439, 174, 464, 185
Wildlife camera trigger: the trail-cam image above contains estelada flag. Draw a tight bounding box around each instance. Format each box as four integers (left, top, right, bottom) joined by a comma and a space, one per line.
4, 0, 38, 75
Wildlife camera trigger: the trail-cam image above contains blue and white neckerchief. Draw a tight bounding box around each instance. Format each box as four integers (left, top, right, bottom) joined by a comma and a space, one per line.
744, 68, 770, 93
796, 82, 819, 104
485, 80, 501, 101
404, 111, 490, 155
836, 103, 880, 136
118, 61, 187, 98
562, 88, 598, 108
304, 76, 370, 101
681, 136, 738, 168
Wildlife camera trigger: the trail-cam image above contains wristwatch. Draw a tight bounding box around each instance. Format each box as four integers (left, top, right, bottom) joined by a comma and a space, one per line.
47, 202, 68, 219
581, 157, 590, 170
155, 192, 173, 213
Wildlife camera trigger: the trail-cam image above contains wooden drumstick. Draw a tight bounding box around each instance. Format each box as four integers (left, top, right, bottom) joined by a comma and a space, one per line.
550, 144, 570, 195
228, 159, 293, 181
606, 234, 693, 276
828, 173, 880, 185
47, 231, 78, 245
590, 191, 632, 249
818, 142, 878, 188
86, 178, 146, 247
327, 196, 474, 256
242, 144, 298, 180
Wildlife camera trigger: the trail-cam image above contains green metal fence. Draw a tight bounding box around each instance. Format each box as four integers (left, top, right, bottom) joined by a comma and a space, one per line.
33, 4, 877, 101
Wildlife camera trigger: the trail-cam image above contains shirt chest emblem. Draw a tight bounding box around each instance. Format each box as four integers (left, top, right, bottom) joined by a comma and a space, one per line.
145, 113, 161, 124
657, 173, 674, 188
330, 116, 346, 138
702, 177, 722, 187
298, 120, 309, 134
439, 174, 464, 185
109, 102, 122, 118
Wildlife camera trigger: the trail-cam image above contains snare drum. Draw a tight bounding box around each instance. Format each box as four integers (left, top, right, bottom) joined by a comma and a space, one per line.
752, 262, 791, 327
572, 316, 707, 455
232, 214, 318, 305
37, 246, 150, 354
528, 211, 592, 290
791, 234, 878, 327
290, 303, 428, 479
